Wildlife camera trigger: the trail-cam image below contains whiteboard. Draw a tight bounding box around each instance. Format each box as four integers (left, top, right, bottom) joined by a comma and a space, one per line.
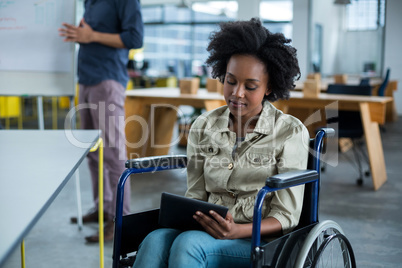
0, 0, 76, 96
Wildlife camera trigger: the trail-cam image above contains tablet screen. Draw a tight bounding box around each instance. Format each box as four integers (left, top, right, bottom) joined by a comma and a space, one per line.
158, 192, 228, 231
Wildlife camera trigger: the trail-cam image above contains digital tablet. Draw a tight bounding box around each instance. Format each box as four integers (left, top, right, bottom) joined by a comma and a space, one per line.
159, 192, 229, 231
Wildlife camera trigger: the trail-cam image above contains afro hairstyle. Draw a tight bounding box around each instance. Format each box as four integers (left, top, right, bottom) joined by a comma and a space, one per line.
205, 18, 300, 102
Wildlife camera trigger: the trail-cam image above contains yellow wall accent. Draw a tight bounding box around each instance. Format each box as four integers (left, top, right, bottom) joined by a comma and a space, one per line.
0, 96, 21, 117
126, 79, 134, 90
156, 76, 177, 87
58, 97, 70, 109
128, 48, 144, 60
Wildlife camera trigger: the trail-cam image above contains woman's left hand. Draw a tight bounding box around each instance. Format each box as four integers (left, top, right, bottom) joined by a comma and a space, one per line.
193, 210, 240, 240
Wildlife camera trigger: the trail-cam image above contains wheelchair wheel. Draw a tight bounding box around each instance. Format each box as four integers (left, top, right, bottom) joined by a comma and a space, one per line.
294, 220, 356, 268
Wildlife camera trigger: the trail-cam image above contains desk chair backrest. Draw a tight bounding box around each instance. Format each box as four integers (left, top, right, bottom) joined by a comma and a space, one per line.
327, 84, 372, 96
327, 84, 371, 138
377, 68, 390, 97
359, 78, 370, 86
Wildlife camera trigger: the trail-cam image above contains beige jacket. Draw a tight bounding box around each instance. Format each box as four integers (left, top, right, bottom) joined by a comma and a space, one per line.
185, 101, 310, 234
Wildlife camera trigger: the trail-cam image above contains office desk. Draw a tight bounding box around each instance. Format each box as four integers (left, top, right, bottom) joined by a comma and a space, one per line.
294, 77, 384, 91
125, 88, 225, 158
0, 130, 100, 267
124, 88, 392, 190
295, 78, 398, 122
276, 91, 392, 191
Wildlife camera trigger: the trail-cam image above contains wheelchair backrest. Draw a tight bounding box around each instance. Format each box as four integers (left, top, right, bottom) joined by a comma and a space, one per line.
298, 137, 323, 228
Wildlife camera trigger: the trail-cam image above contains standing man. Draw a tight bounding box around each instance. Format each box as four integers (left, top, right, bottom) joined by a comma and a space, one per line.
59, 0, 143, 243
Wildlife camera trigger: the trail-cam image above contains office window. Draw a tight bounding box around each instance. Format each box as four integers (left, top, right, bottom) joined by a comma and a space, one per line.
164, 5, 192, 23
140, 1, 293, 81
263, 23, 293, 40
142, 6, 163, 23
192, 1, 237, 22
260, 1, 293, 22
143, 24, 192, 77
346, 0, 385, 31
260, 1, 293, 38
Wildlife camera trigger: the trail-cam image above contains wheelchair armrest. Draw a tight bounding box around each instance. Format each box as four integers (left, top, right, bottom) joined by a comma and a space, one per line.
125, 155, 187, 169
252, 169, 319, 253
266, 170, 318, 189
317, 127, 335, 138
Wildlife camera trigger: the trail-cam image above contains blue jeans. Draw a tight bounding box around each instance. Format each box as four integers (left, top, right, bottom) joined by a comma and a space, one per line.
133, 228, 251, 268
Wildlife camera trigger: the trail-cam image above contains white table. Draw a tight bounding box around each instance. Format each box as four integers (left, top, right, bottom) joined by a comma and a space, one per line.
0, 130, 100, 266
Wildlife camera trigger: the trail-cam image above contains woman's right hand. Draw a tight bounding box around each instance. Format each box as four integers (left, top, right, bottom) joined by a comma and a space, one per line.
193, 210, 243, 240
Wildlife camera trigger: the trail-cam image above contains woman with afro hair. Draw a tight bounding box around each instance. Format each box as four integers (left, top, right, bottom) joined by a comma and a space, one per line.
133, 18, 310, 268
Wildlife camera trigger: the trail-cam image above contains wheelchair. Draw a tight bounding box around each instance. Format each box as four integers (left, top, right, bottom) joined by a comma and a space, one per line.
112, 128, 356, 268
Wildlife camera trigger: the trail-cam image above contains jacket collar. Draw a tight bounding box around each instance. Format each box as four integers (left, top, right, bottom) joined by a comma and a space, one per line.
253, 101, 276, 136
207, 101, 276, 136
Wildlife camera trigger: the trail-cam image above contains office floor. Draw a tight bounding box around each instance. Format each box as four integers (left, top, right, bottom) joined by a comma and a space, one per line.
2, 114, 402, 268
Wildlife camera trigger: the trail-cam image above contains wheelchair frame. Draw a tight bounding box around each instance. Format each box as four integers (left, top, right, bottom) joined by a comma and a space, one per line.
112, 128, 356, 268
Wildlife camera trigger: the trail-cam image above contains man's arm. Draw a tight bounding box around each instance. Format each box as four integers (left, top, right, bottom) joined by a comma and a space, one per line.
58, 19, 125, 48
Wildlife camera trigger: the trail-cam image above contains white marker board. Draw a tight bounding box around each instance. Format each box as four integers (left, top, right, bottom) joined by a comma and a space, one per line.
0, 0, 76, 96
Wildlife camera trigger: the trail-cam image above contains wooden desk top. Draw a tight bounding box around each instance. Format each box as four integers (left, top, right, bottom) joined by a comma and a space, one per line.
281, 92, 392, 125
126, 87, 224, 101
125, 87, 392, 104
294, 76, 385, 90
125, 87, 392, 124
287, 91, 392, 103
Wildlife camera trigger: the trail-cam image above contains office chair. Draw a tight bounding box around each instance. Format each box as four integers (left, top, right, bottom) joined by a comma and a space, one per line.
377, 68, 390, 97
327, 84, 372, 185
359, 78, 370, 86
375, 68, 391, 132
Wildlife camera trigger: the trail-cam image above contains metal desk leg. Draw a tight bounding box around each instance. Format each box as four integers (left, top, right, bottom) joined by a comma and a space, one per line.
52, 97, 58, 130
20, 240, 25, 268
74, 171, 83, 230
37, 96, 44, 130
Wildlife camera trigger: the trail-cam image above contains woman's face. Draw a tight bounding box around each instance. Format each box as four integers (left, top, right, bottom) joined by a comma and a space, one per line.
223, 54, 271, 124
